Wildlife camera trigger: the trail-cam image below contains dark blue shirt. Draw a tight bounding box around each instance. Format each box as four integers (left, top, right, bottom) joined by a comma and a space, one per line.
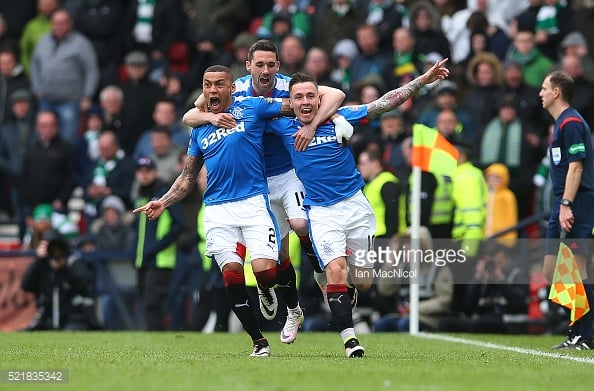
549, 107, 594, 197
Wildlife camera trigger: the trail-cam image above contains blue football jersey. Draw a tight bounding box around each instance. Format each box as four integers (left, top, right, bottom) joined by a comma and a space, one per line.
187, 97, 282, 205
268, 106, 370, 206
234, 73, 293, 177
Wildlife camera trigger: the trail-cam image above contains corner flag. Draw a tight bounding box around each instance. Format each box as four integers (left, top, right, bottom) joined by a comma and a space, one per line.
548, 242, 590, 325
412, 124, 459, 176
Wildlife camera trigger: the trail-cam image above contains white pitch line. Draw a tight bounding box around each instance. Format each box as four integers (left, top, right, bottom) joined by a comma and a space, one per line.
416, 332, 594, 365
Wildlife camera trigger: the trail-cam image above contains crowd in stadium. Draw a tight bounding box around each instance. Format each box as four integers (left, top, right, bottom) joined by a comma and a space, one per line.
1, 0, 594, 335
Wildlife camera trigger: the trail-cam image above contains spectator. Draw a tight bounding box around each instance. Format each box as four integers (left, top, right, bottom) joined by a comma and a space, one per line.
149, 126, 185, 185
0, 90, 36, 229
364, 0, 406, 53
479, 96, 543, 221
132, 156, 184, 331
417, 81, 475, 142
499, 60, 551, 141
312, 0, 364, 58
229, 32, 257, 80
182, 0, 249, 46
349, 24, 389, 87
279, 34, 306, 76
534, 0, 572, 61
559, 31, 594, 82
373, 228, 454, 332
118, 50, 165, 155
0, 48, 31, 126
20, 111, 74, 226
187, 29, 233, 92
74, 105, 103, 189
484, 163, 518, 247
376, 109, 409, 175
90, 194, 135, 330
123, 0, 181, 83
409, 1, 451, 60
0, 13, 18, 53
381, 27, 424, 92
465, 11, 511, 62
303, 46, 342, 89
22, 203, 79, 249
438, 242, 529, 334
21, 231, 101, 330
83, 130, 135, 221
257, 0, 312, 46
358, 145, 401, 239
19, 0, 60, 77
30, 9, 99, 145
98, 85, 127, 143
505, 29, 553, 89
329, 38, 359, 94
71, 0, 127, 90
461, 52, 505, 141
132, 98, 190, 162
560, 54, 594, 129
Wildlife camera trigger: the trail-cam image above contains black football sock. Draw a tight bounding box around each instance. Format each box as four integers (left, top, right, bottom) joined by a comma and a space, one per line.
276, 257, 299, 309
327, 283, 353, 332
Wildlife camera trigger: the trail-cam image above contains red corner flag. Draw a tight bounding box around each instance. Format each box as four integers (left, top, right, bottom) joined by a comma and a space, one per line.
548, 242, 590, 325
412, 124, 459, 176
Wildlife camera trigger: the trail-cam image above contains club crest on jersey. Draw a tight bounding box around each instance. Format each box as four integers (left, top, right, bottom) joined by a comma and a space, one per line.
230, 106, 244, 119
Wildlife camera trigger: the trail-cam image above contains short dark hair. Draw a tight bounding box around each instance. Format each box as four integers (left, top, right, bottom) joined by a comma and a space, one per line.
289, 72, 317, 92
548, 71, 575, 103
248, 39, 279, 61
203, 65, 234, 80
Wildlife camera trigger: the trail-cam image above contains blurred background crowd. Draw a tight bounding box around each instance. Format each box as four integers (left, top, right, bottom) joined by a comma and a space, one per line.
1, 0, 593, 335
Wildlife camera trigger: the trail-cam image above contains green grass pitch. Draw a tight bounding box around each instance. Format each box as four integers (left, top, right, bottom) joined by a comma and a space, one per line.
1, 332, 593, 391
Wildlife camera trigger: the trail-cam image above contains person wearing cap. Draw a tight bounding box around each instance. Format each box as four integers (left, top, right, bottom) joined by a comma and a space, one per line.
21, 230, 102, 331
30, 9, 98, 145
182, 41, 350, 352
132, 156, 184, 331
560, 54, 594, 129
417, 80, 475, 138
540, 70, 594, 350
0, 48, 30, 126
118, 50, 164, 155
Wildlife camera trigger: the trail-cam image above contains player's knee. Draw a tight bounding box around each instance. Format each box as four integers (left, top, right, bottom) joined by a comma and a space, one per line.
253, 267, 277, 289
288, 218, 309, 237
325, 258, 347, 284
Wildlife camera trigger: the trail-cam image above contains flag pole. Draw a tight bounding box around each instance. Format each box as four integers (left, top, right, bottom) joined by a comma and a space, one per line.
409, 165, 421, 335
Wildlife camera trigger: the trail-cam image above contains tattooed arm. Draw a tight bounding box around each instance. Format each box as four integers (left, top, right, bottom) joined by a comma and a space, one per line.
366, 59, 450, 119
133, 155, 204, 219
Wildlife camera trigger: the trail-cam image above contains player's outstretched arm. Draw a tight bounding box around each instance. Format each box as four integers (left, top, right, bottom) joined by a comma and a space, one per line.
133, 155, 203, 220
366, 59, 449, 119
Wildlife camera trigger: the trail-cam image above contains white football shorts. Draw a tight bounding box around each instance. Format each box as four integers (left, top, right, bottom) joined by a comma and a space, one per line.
204, 194, 279, 268
267, 168, 307, 239
307, 190, 376, 269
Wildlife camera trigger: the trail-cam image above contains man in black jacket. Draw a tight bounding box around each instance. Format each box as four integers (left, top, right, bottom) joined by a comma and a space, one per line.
21, 231, 101, 330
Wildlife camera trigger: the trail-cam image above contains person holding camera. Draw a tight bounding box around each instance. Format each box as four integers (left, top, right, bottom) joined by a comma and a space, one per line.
437, 242, 529, 334
20, 231, 101, 331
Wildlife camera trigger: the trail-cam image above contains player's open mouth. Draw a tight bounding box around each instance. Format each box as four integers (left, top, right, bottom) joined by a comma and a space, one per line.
259, 76, 270, 86
210, 98, 221, 110
301, 107, 312, 114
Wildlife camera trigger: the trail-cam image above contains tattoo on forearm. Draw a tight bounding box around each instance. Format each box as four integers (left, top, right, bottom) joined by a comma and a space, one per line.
159, 156, 200, 207
367, 78, 423, 118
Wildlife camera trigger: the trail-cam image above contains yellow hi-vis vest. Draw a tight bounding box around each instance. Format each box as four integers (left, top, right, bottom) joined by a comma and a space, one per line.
363, 171, 399, 237
430, 174, 454, 225
134, 198, 176, 269
452, 162, 488, 256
